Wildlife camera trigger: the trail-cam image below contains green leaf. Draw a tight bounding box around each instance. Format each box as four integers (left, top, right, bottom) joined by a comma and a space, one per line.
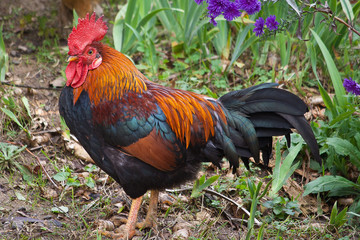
310, 29, 347, 108
355, 133, 360, 150
327, 137, 360, 168
84, 164, 98, 172
340, 0, 354, 21
1, 108, 24, 129
286, 0, 301, 16
21, 96, 32, 120
270, 140, 302, 197
72, 9, 79, 27
191, 175, 219, 198
0, 23, 9, 82
15, 191, 26, 201
14, 161, 34, 183
85, 177, 96, 188
51, 206, 69, 214
53, 172, 70, 182
329, 108, 355, 125
308, 41, 336, 116
66, 177, 81, 187
304, 175, 360, 196
229, 25, 256, 70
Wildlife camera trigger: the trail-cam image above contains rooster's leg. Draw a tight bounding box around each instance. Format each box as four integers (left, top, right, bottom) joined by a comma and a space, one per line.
136, 189, 159, 229
124, 196, 143, 237
98, 196, 143, 239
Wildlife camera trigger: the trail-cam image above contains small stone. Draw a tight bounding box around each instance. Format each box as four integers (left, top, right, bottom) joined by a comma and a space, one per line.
196, 211, 211, 222
13, 87, 23, 95
173, 229, 189, 239
97, 219, 115, 231
13, 76, 22, 85
18, 45, 29, 53
50, 77, 66, 88
173, 221, 191, 232
12, 58, 21, 65
42, 188, 58, 199
10, 50, 19, 57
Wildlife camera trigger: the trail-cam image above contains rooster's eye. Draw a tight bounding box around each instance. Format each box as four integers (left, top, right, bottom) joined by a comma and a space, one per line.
88, 49, 94, 55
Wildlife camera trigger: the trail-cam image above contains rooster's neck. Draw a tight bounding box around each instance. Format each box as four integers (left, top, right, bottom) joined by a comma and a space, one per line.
72, 44, 148, 106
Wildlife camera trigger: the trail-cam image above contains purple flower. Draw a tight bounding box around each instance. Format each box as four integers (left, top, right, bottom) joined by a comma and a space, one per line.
265, 15, 279, 31
208, 0, 229, 17
194, 0, 205, 4
207, 0, 230, 25
237, 0, 261, 15
209, 16, 218, 26
253, 17, 264, 37
223, 1, 242, 21
343, 77, 360, 95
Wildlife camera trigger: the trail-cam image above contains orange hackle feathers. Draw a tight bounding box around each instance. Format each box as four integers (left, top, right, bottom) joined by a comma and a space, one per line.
67, 13, 227, 149
68, 12, 107, 55
72, 45, 148, 106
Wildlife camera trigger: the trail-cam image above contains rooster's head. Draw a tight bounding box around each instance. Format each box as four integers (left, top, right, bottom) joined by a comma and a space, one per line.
65, 13, 108, 88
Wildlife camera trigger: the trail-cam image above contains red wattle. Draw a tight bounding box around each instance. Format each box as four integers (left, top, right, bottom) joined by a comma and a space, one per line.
65, 59, 89, 88
65, 61, 77, 86
72, 64, 88, 88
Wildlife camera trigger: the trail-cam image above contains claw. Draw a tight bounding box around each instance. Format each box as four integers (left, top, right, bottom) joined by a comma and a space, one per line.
98, 190, 159, 239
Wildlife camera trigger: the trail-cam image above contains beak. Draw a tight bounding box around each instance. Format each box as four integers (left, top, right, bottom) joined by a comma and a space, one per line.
67, 55, 78, 62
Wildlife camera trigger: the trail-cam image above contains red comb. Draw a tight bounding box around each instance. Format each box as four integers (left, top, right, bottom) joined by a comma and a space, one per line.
68, 13, 108, 55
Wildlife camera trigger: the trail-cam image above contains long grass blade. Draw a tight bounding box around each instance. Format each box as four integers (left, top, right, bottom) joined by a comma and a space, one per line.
310, 29, 346, 108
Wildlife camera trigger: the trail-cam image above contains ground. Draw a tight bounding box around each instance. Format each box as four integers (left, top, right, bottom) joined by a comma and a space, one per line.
0, 0, 358, 240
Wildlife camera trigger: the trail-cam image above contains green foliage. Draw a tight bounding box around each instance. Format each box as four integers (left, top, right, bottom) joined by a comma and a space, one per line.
0, 142, 26, 171
311, 109, 360, 175
304, 175, 360, 224
304, 175, 360, 197
191, 174, 219, 198
0, 142, 33, 184
310, 29, 347, 110
73, 9, 79, 27
327, 136, 360, 169
245, 178, 263, 240
269, 139, 302, 197
113, 1, 159, 53
1, 95, 32, 137
263, 196, 300, 220
53, 165, 97, 189
0, 23, 8, 82
328, 201, 348, 232
60, 116, 70, 139
51, 206, 69, 214
112, 0, 258, 80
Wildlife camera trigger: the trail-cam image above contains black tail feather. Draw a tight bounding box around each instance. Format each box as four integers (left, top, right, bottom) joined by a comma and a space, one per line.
218, 83, 321, 168
278, 113, 321, 162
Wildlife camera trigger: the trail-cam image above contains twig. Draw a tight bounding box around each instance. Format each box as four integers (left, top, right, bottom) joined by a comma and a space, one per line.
80, 198, 101, 216
0, 81, 62, 91
166, 187, 262, 226
314, 8, 360, 37
24, 146, 60, 189
10, 141, 61, 190
31, 128, 61, 135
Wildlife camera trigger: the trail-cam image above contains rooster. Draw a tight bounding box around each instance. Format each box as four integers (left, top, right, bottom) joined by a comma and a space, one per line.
59, 13, 320, 239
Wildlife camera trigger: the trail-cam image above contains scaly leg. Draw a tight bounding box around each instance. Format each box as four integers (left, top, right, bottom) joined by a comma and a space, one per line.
99, 196, 143, 239
136, 189, 159, 229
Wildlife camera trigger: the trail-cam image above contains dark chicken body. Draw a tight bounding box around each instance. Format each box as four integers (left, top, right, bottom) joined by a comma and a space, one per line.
60, 86, 201, 199
59, 14, 320, 238
60, 77, 320, 199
